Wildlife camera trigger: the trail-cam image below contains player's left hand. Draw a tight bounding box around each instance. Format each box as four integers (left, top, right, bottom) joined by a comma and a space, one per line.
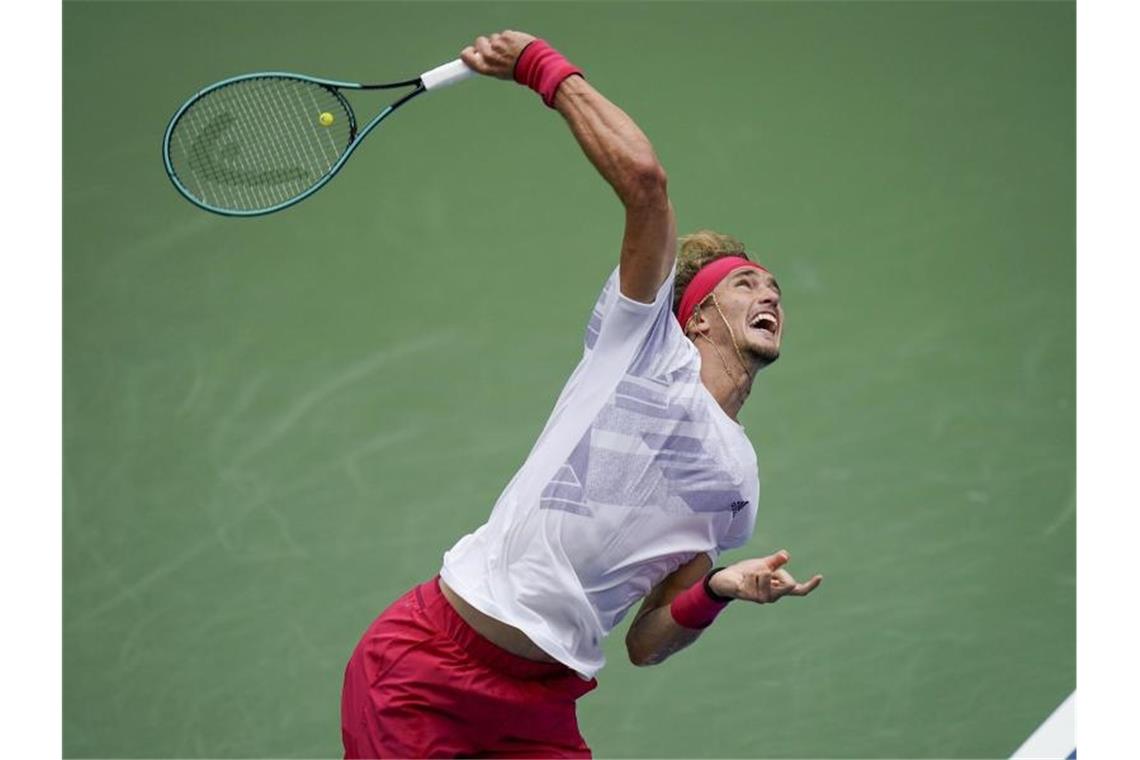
708, 549, 823, 604
461, 30, 538, 79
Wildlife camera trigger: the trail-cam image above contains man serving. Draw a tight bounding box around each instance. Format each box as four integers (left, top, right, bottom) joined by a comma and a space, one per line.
341, 30, 823, 759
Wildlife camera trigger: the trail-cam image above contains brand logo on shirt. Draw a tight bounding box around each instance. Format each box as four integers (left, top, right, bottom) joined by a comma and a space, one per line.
729, 499, 749, 514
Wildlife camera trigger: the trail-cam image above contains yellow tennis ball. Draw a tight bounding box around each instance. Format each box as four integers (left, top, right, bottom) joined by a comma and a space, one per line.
319, 112, 334, 127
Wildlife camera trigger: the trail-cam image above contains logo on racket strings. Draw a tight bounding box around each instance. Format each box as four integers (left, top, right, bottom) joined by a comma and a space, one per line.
187, 113, 310, 188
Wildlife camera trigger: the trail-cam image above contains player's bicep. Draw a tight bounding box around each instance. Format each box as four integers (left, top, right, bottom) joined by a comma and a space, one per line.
618, 200, 676, 304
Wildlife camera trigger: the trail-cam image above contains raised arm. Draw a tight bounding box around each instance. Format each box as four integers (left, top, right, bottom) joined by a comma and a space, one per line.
461, 31, 676, 303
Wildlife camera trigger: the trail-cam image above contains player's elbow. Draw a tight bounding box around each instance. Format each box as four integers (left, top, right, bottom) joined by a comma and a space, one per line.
625, 635, 665, 667
627, 646, 656, 667
619, 158, 668, 208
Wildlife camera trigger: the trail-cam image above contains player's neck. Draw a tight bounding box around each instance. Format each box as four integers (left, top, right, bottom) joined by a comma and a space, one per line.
696, 339, 758, 422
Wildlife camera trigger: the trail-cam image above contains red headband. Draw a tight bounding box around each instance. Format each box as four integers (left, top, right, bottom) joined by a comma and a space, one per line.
676, 256, 768, 328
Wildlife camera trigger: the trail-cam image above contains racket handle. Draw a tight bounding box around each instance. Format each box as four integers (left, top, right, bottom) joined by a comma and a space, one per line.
421, 59, 477, 91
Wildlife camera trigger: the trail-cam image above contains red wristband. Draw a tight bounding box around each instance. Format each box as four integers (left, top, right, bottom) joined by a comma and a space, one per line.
669, 574, 731, 630
513, 39, 584, 108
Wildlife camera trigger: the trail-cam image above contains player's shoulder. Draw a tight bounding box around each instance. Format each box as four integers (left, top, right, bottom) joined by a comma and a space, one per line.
626, 312, 695, 380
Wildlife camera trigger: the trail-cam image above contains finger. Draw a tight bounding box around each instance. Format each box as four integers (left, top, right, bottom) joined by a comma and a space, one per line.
788, 574, 823, 597
771, 569, 796, 587
475, 35, 494, 58
460, 46, 494, 74
770, 572, 798, 599
762, 549, 790, 572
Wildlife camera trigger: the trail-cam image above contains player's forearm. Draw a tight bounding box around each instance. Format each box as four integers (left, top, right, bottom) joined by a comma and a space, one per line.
625, 604, 704, 666
552, 76, 668, 209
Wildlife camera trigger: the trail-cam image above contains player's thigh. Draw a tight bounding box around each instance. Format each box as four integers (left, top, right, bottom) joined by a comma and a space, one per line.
365, 632, 485, 757
470, 676, 595, 757
482, 728, 593, 759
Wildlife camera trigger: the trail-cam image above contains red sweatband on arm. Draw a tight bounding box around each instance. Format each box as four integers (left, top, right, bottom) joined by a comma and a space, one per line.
669, 571, 732, 630
513, 39, 584, 108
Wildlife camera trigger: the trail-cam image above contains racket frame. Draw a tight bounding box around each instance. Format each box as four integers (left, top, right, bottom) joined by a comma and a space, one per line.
162, 71, 426, 217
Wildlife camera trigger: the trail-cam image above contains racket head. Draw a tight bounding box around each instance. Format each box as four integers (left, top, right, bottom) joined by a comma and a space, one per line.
163, 73, 360, 216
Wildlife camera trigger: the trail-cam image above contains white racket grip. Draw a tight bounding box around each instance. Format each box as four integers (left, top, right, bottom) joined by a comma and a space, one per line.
420, 59, 476, 91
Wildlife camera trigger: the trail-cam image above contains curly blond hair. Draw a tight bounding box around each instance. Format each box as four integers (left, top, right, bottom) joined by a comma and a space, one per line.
672, 230, 751, 315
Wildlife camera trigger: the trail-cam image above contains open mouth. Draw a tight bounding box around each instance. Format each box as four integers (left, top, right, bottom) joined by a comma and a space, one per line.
748, 311, 779, 338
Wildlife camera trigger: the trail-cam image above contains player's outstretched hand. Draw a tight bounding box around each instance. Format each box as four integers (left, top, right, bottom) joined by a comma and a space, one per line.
461, 30, 538, 79
708, 550, 823, 604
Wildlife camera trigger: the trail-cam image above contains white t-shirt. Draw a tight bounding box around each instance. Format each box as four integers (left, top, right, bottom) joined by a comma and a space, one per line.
440, 266, 760, 679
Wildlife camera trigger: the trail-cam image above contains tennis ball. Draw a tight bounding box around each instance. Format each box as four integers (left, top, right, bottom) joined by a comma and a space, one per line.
319, 112, 334, 127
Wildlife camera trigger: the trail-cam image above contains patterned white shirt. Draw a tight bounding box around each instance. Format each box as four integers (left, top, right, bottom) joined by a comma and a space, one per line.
441, 266, 759, 679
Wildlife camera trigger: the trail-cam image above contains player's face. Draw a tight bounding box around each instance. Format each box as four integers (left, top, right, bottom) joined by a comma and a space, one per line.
712, 268, 783, 367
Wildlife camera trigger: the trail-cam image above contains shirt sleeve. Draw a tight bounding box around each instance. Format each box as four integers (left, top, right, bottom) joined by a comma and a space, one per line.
582, 266, 676, 358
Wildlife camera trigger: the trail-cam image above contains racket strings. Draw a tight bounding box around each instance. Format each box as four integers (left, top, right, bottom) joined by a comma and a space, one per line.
167, 77, 355, 213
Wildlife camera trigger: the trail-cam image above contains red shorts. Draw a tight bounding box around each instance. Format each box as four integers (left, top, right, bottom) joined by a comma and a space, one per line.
341, 577, 598, 758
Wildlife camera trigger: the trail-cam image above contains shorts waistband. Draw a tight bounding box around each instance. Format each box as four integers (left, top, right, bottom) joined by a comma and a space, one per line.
416, 576, 578, 681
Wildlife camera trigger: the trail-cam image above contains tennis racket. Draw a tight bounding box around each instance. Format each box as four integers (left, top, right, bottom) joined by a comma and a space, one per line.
162, 59, 475, 217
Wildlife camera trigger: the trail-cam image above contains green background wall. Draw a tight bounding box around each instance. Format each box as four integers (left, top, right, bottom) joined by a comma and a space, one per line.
64, 1, 1074, 757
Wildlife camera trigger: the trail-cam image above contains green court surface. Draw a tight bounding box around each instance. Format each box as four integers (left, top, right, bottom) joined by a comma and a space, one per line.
63, 1, 1074, 757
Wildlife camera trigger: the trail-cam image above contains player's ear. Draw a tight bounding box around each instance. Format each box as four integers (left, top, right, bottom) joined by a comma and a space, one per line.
685, 308, 711, 339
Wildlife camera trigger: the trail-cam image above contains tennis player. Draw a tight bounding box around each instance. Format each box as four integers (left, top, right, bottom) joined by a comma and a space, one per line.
341, 31, 823, 759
